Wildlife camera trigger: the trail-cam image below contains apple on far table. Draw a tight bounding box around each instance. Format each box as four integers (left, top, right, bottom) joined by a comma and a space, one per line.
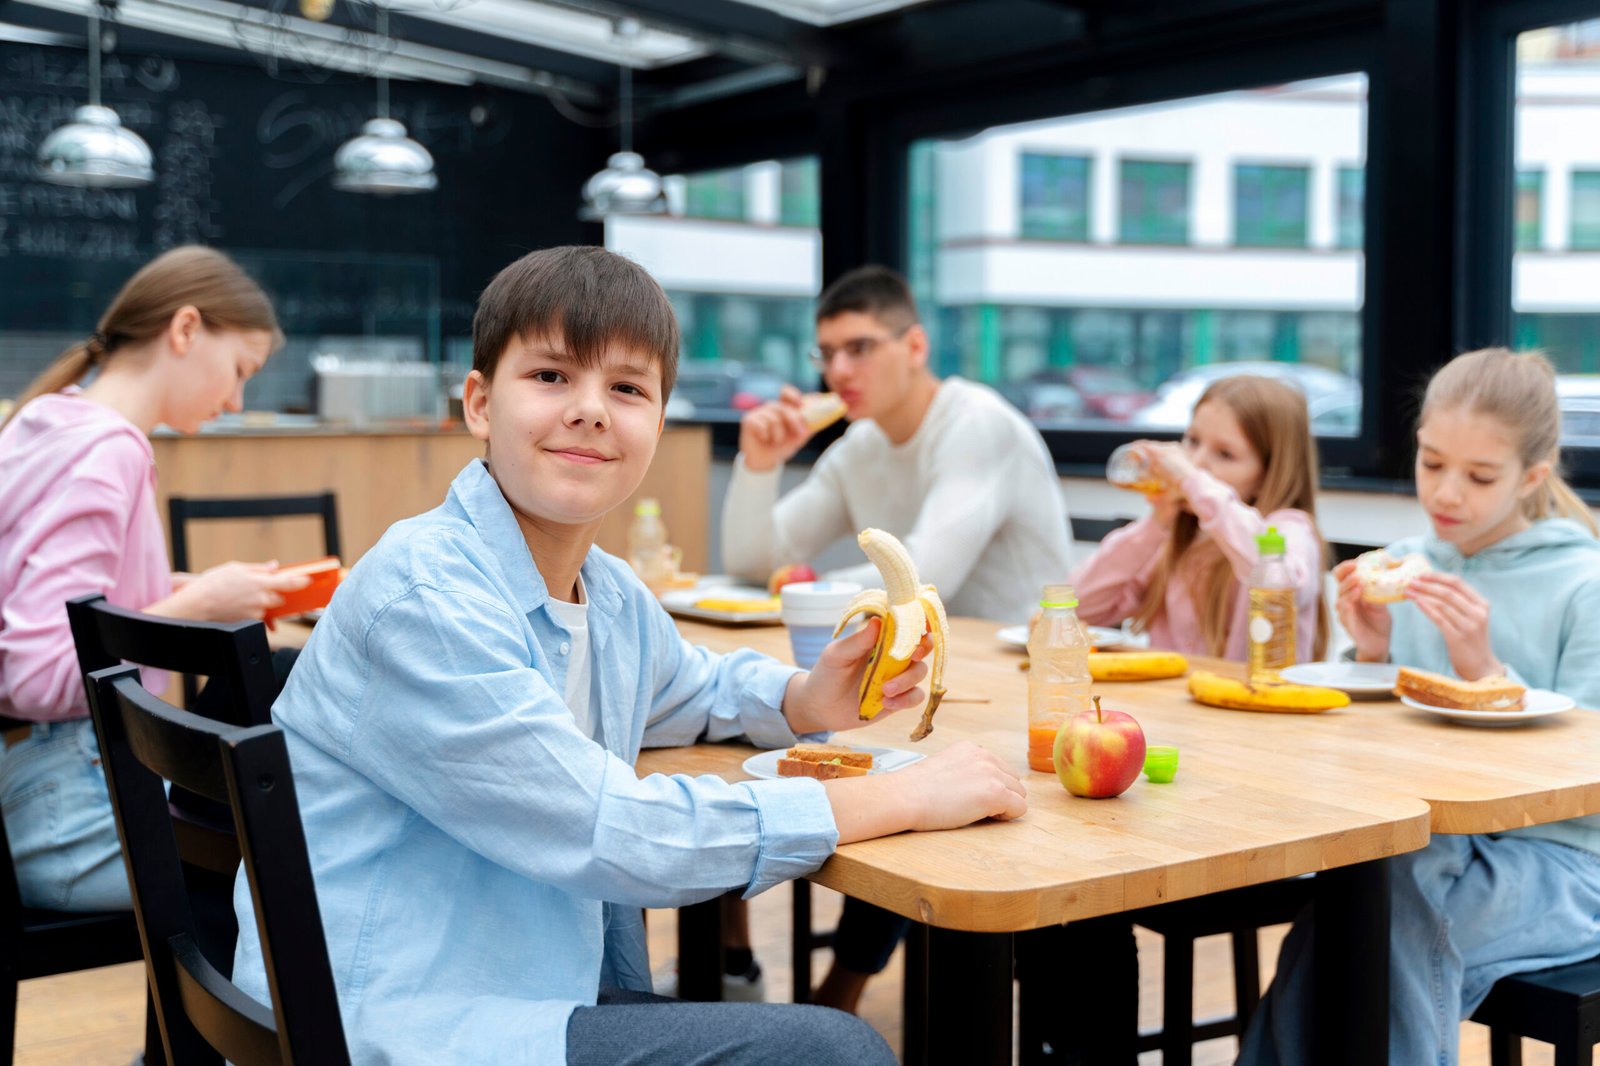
768, 563, 818, 595
1054, 696, 1147, 799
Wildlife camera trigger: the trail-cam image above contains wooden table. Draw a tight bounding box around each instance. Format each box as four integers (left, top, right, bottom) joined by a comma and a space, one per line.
643, 616, 1600, 1064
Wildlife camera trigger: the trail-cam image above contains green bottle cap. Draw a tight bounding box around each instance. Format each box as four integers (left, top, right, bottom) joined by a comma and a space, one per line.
1039, 582, 1078, 609
1256, 526, 1286, 555
635, 498, 661, 517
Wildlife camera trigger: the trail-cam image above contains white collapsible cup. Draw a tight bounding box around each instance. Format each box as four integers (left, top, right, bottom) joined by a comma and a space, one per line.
779, 581, 864, 669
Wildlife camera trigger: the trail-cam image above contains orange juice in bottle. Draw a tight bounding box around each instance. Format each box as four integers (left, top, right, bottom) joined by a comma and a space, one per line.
1026, 584, 1093, 772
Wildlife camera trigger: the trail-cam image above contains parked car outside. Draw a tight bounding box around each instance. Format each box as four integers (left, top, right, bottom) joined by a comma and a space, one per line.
1557, 375, 1600, 445
997, 375, 1088, 425
1129, 360, 1362, 435
1067, 365, 1156, 421
671, 361, 790, 420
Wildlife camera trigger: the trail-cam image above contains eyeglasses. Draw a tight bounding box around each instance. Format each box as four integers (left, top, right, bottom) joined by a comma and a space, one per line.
807, 324, 912, 371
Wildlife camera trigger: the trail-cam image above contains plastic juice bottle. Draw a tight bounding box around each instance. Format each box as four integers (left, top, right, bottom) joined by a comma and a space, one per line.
1026, 583, 1093, 773
627, 498, 670, 591
1247, 526, 1296, 683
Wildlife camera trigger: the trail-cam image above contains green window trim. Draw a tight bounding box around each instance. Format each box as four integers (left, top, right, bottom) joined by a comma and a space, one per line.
1572, 171, 1600, 251
1336, 166, 1364, 250
1234, 164, 1309, 248
1020, 152, 1091, 242
1516, 170, 1544, 252
1119, 160, 1191, 245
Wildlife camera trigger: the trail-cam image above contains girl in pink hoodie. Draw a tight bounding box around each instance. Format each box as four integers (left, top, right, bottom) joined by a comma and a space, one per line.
0, 246, 307, 911
1072, 374, 1328, 662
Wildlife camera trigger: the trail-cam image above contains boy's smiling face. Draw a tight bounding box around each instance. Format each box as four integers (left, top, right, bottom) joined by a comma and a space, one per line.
464, 331, 665, 528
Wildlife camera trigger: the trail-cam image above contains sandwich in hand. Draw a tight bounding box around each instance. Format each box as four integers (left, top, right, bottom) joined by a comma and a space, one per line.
777, 743, 874, 780
1355, 549, 1432, 604
799, 393, 848, 432
1394, 666, 1526, 711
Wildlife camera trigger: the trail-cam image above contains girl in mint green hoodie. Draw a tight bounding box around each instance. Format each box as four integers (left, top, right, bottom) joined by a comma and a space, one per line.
1241, 348, 1600, 1066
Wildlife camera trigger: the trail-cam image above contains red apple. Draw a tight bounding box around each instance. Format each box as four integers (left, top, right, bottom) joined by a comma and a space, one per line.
1054, 696, 1147, 798
767, 563, 818, 595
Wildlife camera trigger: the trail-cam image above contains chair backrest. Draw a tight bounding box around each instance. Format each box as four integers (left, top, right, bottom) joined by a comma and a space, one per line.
87, 665, 349, 1066
167, 493, 341, 574
66, 594, 277, 728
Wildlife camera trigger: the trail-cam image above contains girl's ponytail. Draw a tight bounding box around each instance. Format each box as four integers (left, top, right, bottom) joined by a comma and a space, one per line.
2, 339, 101, 432
1535, 474, 1599, 536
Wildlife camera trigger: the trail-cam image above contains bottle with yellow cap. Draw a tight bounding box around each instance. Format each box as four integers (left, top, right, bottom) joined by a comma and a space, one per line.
1026, 583, 1092, 773
1247, 526, 1296, 682
627, 498, 670, 592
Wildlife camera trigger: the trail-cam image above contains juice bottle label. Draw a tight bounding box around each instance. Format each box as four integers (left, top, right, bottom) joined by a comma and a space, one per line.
1247, 586, 1296, 681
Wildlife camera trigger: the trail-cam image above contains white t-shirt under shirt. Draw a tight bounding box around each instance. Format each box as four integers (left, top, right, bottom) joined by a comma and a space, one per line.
720, 376, 1074, 624
544, 576, 596, 741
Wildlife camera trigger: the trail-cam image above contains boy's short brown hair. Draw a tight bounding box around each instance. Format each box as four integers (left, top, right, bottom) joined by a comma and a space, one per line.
815, 265, 919, 330
472, 246, 680, 397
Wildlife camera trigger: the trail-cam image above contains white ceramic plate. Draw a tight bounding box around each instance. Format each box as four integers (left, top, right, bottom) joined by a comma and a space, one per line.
1280, 662, 1400, 698
743, 744, 927, 781
994, 624, 1149, 652
1399, 688, 1576, 726
659, 585, 782, 626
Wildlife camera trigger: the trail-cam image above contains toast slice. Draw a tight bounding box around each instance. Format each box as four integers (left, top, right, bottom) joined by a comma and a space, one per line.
777, 758, 870, 780
1394, 666, 1526, 711
783, 743, 874, 769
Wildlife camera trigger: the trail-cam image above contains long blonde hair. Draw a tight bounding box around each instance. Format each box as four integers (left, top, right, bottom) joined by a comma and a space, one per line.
1420, 347, 1597, 536
1133, 374, 1330, 659
4, 246, 282, 430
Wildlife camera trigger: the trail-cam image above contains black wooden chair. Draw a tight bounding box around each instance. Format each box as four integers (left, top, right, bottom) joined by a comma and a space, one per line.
0, 798, 143, 1066
87, 664, 349, 1066
1471, 956, 1600, 1066
167, 492, 339, 707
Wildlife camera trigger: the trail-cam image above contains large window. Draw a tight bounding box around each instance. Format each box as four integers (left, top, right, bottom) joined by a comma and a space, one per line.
1119, 160, 1191, 244
1512, 18, 1600, 448
1234, 164, 1310, 247
909, 76, 1367, 436
1020, 153, 1091, 241
606, 158, 821, 421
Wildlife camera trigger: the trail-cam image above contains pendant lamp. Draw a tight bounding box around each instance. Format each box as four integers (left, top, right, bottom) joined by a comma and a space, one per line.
579, 19, 666, 220
36, 0, 154, 188
333, 3, 436, 195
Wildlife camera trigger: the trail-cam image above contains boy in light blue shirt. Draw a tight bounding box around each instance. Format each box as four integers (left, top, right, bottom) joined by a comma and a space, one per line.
231, 246, 1026, 1065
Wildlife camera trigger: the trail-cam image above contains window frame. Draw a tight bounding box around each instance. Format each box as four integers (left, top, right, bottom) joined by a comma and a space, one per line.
1117, 157, 1193, 246
1018, 150, 1093, 242
1233, 161, 1313, 248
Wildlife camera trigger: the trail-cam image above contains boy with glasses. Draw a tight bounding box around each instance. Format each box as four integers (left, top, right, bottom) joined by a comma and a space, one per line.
718, 265, 1073, 1012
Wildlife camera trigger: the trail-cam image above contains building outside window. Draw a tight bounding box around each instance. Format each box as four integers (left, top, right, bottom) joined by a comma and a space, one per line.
1513, 18, 1600, 449
1516, 170, 1544, 250
1019, 153, 1091, 241
1119, 159, 1191, 244
1336, 166, 1364, 249
1234, 164, 1310, 247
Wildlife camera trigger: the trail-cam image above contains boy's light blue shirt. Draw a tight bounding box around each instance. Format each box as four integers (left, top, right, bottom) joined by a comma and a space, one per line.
232, 459, 838, 1064
1386, 518, 1600, 855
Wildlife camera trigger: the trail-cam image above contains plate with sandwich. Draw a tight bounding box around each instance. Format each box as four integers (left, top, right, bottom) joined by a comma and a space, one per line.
660, 585, 783, 626
744, 742, 926, 781
1280, 661, 1400, 698
1394, 666, 1573, 725
995, 624, 1149, 652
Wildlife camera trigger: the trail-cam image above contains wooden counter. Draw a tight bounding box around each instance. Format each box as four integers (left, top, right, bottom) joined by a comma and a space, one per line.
150, 424, 711, 572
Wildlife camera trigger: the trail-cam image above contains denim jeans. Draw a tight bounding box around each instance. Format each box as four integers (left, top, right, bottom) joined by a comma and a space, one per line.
0, 717, 128, 912
1238, 834, 1600, 1066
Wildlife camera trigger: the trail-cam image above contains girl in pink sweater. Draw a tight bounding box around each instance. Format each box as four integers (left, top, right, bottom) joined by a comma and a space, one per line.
0, 246, 307, 910
1072, 375, 1328, 661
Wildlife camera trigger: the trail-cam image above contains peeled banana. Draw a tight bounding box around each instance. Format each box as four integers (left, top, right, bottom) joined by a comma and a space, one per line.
1187, 670, 1350, 713
1089, 651, 1189, 682
833, 529, 949, 741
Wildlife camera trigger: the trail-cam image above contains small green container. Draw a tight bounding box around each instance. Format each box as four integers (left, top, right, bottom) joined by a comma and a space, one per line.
1143, 745, 1180, 783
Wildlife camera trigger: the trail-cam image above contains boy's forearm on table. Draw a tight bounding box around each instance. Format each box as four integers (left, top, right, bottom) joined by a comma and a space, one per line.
824, 774, 920, 844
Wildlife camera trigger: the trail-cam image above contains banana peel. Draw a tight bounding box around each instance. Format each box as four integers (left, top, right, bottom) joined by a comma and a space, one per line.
1187, 670, 1349, 713
834, 529, 949, 741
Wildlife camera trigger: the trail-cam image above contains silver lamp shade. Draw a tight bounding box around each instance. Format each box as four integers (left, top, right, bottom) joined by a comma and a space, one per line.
332, 117, 437, 195
36, 104, 154, 188
579, 150, 667, 220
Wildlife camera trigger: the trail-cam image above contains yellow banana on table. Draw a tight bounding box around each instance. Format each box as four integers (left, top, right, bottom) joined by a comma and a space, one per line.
833, 528, 949, 741
1187, 670, 1350, 713
1088, 651, 1189, 682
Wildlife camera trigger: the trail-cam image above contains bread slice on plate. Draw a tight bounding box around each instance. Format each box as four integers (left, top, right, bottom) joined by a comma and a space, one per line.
1394, 666, 1526, 711
776, 743, 874, 779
